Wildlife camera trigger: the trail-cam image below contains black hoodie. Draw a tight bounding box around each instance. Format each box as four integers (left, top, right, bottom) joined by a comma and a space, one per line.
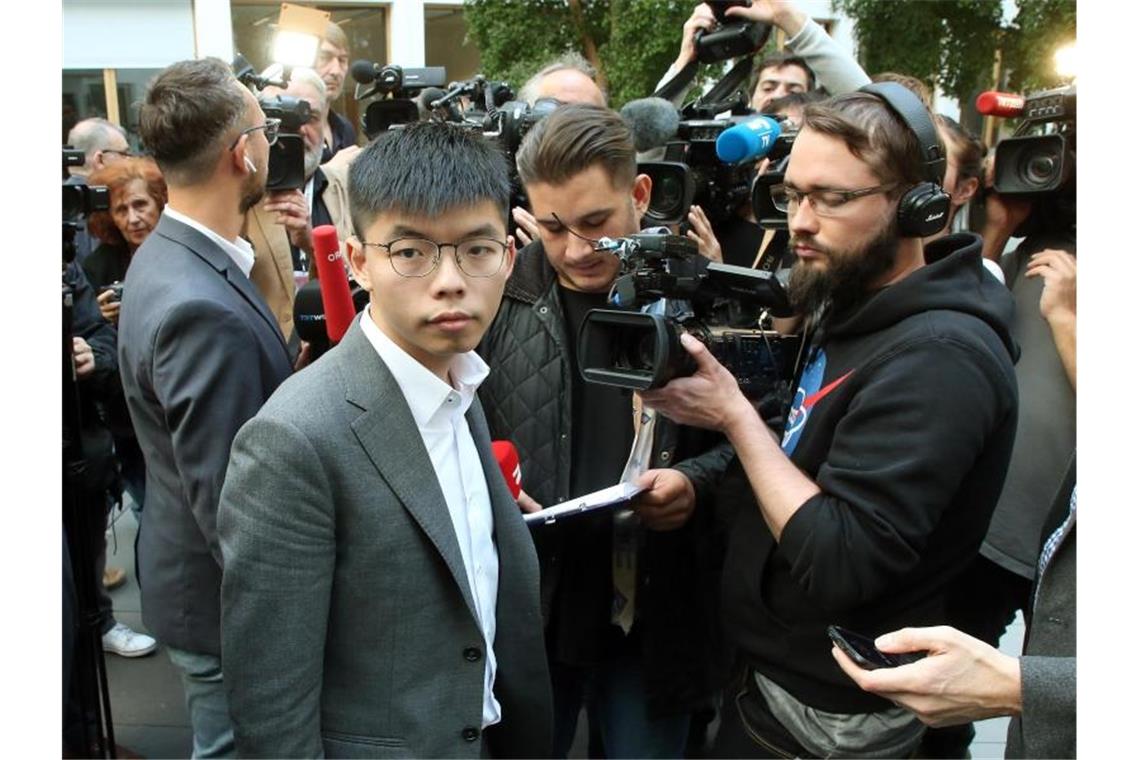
721, 233, 1020, 714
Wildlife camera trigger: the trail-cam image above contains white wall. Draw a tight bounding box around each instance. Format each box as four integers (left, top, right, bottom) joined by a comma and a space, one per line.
63, 0, 195, 68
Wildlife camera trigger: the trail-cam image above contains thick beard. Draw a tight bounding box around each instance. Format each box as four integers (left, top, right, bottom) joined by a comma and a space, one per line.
786, 217, 900, 317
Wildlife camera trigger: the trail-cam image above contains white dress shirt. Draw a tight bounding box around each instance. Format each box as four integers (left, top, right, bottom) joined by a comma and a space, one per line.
358, 308, 502, 728
163, 207, 256, 278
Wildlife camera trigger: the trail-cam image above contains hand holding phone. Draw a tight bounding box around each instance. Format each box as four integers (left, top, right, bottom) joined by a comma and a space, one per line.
828, 625, 925, 670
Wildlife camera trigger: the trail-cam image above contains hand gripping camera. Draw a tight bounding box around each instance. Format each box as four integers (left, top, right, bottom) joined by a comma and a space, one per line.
577, 232, 801, 417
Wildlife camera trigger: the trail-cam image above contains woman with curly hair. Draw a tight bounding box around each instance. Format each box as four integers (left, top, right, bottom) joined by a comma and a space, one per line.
84, 157, 167, 325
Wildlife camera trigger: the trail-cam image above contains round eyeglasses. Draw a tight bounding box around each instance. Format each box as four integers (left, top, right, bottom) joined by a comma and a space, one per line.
362, 237, 510, 278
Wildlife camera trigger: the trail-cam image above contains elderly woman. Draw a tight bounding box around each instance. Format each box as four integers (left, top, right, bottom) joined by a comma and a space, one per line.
84, 157, 167, 325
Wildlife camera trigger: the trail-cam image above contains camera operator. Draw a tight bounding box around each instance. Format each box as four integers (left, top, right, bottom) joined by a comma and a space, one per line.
245, 66, 354, 345
478, 104, 732, 758
315, 20, 358, 163
659, 1, 870, 110
639, 85, 1019, 757
65, 118, 132, 264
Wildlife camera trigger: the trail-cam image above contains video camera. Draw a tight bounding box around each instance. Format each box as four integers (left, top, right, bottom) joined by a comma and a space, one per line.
63, 147, 109, 264
694, 1, 772, 64
577, 231, 800, 412
259, 93, 313, 192
983, 85, 1076, 199
351, 60, 448, 139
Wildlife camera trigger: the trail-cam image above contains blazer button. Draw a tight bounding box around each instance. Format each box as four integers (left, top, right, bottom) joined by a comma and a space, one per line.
462, 726, 480, 742
464, 646, 482, 662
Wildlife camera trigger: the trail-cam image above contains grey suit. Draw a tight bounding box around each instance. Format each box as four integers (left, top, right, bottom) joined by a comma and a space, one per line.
218, 320, 553, 759
118, 213, 293, 656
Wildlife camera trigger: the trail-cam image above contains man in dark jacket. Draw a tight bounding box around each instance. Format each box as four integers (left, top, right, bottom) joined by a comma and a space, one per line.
478, 104, 732, 758
641, 85, 1020, 757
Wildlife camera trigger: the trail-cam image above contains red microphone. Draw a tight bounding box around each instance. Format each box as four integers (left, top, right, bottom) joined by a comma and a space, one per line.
975, 91, 1026, 118
492, 441, 522, 499
311, 225, 356, 344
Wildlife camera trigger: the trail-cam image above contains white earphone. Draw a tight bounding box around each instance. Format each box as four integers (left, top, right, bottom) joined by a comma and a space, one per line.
244, 156, 257, 174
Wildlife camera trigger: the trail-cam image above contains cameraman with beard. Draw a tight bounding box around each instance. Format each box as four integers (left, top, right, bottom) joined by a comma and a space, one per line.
245, 66, 353, 345
640, 85, 1020, 757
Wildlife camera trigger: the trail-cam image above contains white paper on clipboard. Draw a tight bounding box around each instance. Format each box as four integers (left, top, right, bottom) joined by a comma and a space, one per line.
523, 407, 659, 526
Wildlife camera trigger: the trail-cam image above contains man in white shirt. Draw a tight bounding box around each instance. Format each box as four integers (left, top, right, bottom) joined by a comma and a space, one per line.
218, 121, 553, 758
117, 57, 295, 758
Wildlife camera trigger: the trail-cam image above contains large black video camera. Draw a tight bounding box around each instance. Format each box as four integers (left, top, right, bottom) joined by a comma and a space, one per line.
259, 93, 313, 191
63, 147, 109, 264
351, 60, 448, 138
694, 0, 771, 64
991, 85, 1075, 199
577, 231, 800, 412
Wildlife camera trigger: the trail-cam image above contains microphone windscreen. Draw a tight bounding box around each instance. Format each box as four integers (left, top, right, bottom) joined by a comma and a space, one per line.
715, 116, 782, 164
620, 97, 681, 153
312, 225, 356, 344
350, 60, 377, 85
975, 91, 1026, 118
492, 440, 522, 499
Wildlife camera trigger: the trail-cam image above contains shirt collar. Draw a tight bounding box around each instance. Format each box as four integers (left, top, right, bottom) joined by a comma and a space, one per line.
358, 307, 489, 428
162, 207, 255, 278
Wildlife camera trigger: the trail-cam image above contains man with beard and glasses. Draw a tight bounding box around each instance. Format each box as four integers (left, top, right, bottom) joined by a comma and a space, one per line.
244, 66, 354, 345
117, 57, 294, 758
639, 85, 1020, 758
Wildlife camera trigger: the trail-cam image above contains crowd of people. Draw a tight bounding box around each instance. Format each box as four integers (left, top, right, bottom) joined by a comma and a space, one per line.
62, 2, 1076, 758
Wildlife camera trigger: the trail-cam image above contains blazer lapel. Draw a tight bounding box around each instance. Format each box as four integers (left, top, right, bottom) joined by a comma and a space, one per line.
156, 215, 289, 357
248, 206, 295, 308
339, 323, 480, 622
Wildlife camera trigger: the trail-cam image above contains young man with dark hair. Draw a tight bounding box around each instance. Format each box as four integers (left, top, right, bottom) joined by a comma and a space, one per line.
218, 121, 552, 759
479, 103, 731, 758
117, 57, 293, 758
640, 87, 1020, 757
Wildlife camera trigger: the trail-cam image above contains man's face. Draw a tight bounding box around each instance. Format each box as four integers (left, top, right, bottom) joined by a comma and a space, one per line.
751, 63, 811, 111
534, 69, 606, 107
263, 81, 325, 179
238, 87, 270, 213
525, 164, 650, 293
347, 202, 516, 378
111, 178, 161, 249
783, 127, 900, 313
316, 40, 349, 102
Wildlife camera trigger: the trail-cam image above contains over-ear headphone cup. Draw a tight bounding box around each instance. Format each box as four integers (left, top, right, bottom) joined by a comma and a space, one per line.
897, 183, 952, 237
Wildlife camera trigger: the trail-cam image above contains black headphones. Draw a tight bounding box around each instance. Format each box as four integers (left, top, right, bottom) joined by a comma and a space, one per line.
858, 82, 951, 238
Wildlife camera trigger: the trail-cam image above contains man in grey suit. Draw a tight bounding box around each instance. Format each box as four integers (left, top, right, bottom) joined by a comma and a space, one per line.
117, 58, 294, 757
218, 121, 553, 758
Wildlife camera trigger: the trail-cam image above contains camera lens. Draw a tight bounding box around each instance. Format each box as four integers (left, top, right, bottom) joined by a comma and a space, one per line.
654, 175, 684, 217
636, 333, 658, 369
1019, 148, 1059, 188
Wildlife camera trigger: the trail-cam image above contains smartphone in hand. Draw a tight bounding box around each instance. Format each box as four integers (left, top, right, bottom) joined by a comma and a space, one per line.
828, 625, 925, 670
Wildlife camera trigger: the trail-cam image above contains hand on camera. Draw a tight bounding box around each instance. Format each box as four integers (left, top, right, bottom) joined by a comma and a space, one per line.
1026, 248, 1076, 327
631, 469, 696, 530
264, 189, 314, 255
96, 288, 121, 325
832, 625, 1022, 728
725, 0, 808, 37
686, 205, 723, 263
673, 4, 717, 69
511, 206, 540, 248
72, 336, 95, 379
639, 333, 754, 434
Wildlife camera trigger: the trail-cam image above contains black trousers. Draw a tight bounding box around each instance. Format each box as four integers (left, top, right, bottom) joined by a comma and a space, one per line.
710, 667, 813, 759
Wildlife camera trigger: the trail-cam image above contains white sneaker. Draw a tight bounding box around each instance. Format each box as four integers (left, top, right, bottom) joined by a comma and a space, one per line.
102, 622, 158, 658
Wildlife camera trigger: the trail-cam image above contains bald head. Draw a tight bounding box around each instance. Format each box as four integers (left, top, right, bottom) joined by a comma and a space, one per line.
532, 68, 606, 107
67, 118, 129, 177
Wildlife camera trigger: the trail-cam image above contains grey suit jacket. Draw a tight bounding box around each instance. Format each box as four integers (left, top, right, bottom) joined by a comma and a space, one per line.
117, 214, 293, 655
218, 320, 553, 759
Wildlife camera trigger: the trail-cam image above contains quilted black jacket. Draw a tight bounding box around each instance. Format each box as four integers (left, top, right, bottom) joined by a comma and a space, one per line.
478, 240, 735, 716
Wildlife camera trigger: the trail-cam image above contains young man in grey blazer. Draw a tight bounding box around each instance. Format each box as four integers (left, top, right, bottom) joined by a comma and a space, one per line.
218, 122, 553, 758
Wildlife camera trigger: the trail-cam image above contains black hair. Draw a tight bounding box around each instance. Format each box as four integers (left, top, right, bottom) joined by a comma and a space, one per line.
348, 121, 512, 238
760, 90, 827, 115
753, 53, 816, 91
